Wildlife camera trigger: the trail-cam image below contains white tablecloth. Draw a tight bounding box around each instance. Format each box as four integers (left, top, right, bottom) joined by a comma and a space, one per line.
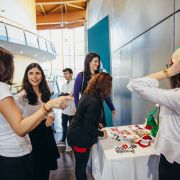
92, 125, 160, 180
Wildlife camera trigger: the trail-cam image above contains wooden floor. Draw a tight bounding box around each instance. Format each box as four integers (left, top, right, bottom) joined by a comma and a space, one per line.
49, 132, 95, 180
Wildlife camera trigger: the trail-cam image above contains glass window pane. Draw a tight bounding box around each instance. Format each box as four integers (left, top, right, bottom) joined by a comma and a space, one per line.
25, 31, 39, 48
52, 57, 62, 70
64, 55, 74, 69
38, 30, 50, 41
74, 27, 84, 42
51, 30, 61, 41
74, 55, 84, 77
38, 37, 47, 51
0, 23, 7, 41
6, 25, 26, 45
63, 29, 74, 42
75, 42, 85, 56
63, 41, 74, 56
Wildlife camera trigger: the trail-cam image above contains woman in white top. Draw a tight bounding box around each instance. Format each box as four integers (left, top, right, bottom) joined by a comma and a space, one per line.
0, 47, 73, 180
127, 48, 180, 180
15, 63, 60, 180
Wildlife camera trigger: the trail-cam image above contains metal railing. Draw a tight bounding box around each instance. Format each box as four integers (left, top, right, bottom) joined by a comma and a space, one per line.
0, 18, 56, 55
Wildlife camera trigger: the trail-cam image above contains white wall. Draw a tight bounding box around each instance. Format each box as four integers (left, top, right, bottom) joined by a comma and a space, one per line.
13, 54, 38, 85
0, 0, 36, 31
0, 0, 39, 84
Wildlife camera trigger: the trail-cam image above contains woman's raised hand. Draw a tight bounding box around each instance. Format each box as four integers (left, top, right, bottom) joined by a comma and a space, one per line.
46, 96, 74, 110
168, 58, 180, 77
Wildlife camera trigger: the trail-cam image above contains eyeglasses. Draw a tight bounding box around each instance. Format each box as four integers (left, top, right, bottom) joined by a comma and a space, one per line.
166, 63, 171, 68
166, 59, 173, 68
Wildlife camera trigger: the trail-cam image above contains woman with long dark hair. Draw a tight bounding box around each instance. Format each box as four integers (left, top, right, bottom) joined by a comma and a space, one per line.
127, 48, 180, 180
15, 63, 60, 180
0, 47, 72, 180
68, 72, 112, 180
74, 52, 115, 126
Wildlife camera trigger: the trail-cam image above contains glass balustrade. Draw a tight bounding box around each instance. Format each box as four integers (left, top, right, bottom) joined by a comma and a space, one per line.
0, 21, 56, 55
0, 22, 7, 41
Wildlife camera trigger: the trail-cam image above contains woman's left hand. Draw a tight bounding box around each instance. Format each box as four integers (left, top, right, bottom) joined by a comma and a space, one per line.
99, 123, 104, 129
112, 110, 116, 119
45, 115, 54, 127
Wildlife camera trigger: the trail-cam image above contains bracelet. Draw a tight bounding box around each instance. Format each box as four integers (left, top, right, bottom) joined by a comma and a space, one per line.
162, 69, 170, 78
41, 103, 51, 116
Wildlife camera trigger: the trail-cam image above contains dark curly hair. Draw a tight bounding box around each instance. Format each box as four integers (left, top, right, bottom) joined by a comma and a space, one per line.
0, 47, 14, 85
21, 63, 51, 105
83, 52, 101, 75
84, 72, 112, 99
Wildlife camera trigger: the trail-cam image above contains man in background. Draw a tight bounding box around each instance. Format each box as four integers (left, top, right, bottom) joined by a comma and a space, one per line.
58, 68, 75, 152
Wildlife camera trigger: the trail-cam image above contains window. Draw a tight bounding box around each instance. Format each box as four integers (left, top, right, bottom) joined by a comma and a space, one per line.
38, 26, 85, 78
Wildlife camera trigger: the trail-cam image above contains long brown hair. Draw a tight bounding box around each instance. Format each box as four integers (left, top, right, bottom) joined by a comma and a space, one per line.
84, 72, 112, 99
0, 47, 14, 85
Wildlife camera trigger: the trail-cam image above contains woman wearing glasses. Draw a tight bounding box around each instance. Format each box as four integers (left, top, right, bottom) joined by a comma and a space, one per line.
127, 48, 180, 180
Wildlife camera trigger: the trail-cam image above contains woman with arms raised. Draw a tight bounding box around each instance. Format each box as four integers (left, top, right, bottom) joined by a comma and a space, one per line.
0, 47, 73, 180
127, 48, 180, 180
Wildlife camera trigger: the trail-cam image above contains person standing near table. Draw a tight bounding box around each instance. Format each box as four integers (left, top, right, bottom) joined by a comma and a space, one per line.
15, 63, 60, 180
0, 47, 73, 180
58, 68, 75, 152
73, 52, 115, 126
127, 48, 180, 180
67, 72, 111, 180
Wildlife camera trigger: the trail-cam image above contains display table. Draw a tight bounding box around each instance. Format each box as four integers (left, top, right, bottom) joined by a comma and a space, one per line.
92, 125, 160, 180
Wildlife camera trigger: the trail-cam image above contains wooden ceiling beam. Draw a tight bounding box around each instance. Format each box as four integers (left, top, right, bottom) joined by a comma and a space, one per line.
36, 0, 87, 5
39, 4, 46, 15
36, 10, 85, 23
37, 19, 84, 25
64, 4, 67, 14
36, 21, 84, 30
47, 5, 63, 14
67, 3, 85, 10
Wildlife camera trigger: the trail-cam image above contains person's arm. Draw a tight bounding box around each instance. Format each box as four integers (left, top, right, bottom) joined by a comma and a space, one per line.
83, 98, 104, 138
45, 111, 55, 127
105, 96, 116, 119
0, 96, 73, 137
105, 96, 115, 111
74, 72, 83, 107
127, 59, 180, 114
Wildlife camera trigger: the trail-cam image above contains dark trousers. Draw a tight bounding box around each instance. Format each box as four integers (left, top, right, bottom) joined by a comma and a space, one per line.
73, 150, 90, 180
61, 113, 74, 142
159, 154, 180, 180
0, 153, 33, 180
33, 163, 50, 180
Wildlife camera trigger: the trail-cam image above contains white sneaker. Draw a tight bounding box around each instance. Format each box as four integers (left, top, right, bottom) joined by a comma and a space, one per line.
65, 146, 72, 152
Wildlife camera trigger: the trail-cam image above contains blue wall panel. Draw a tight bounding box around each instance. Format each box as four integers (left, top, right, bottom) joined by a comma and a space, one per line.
88, 16, 112, 126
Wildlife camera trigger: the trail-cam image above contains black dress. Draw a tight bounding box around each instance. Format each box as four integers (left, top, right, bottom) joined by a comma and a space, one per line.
29, 121, 60, 180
